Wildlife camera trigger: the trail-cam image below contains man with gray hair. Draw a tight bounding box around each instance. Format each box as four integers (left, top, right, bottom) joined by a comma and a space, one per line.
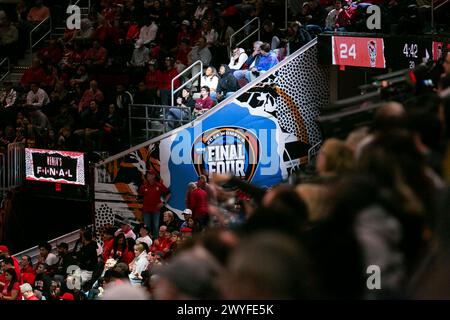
20, 283, 39, 300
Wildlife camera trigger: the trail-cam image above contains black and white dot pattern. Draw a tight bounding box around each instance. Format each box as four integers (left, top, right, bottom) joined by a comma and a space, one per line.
272, 45, 328, 147
95, 203, 115, 247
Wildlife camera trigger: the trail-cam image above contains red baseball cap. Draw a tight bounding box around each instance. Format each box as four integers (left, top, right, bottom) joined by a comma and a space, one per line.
0, 245, 9, 252
147, 169, 156, 175
60, 293, 75, 301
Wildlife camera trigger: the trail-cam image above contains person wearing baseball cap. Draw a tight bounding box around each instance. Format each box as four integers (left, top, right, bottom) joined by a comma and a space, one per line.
180, 209, 192, 230
114, 218, 137, 240
60, 292, 75, 300
139, 169, 171, 240
0, 245, 21, 282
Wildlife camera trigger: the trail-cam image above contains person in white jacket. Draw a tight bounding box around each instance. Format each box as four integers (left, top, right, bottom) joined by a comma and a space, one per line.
228, 47, 248, 71
129, 243, 149, 286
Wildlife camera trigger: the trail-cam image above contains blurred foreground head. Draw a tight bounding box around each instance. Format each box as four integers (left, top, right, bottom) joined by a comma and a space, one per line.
219, 232, 318, 299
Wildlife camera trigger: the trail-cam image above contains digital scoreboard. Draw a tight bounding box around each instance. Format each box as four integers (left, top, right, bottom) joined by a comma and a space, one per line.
319, 33, 449, 71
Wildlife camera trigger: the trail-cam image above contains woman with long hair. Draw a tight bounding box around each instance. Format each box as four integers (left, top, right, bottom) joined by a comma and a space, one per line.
0, 268, 22, 300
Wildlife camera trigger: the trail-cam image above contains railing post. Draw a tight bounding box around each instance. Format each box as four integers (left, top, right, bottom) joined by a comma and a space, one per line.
145, 105, 149, 141
128, 102, 132, 148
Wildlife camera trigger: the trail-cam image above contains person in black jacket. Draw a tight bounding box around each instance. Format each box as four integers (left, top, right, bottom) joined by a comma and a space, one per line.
166, 87, 195, 130
212, 64, 239, 102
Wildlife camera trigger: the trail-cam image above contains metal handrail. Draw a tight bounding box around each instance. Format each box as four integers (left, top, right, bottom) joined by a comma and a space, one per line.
12, 225, 93, 266
0, 154, 5, 195
7, 142, 25, 189
0, 58, 10, 82
434, 0, 449, 10
171, 60, 203, 107
128, 104, 192, 143
29, 16, 52, 64
229, 17, 260, 55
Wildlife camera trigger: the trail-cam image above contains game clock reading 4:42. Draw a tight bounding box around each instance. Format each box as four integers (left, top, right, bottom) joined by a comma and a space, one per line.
387, 38, 432, 70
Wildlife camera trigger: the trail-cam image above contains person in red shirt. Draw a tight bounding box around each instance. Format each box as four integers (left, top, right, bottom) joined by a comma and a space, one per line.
0, 268, 22, 300
20, 58, 46, 89
193, 86, 215, 118
139, 170, 171, 240
187, 177, 209, 230
0, 246, 21, 282
20, 283, 39, 300
158, 57, 181, 106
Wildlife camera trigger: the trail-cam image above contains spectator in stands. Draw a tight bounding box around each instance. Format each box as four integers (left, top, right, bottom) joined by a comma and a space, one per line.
193, 86, 215, 118
55, 242, 78, 280
139, 17, 158, 45
105, 233, 134, 264
166, 87, 195, 130
235, 42, 279, 84
233, 41, 262, 81
174, 38, 192, 74
149, 226, 174, 257
261, 20, 281, 50
1, 257, 20, 284
188, 36, 212, 79
128, 39, 150, 82
85, 40, 108, 72
177, 20, 193, 45
159, 57, 180, 106
307, 0, 327, 31
162, 211, 180, 233
37, 242, 59, 276
20, 255, 34, 275
194, 0, 208, 20
0, 18, 19, 64
139, 169, 171, 239
76, 229, 99, 273
0, 268, 21, 300
129, 243, 149, 286
75, 18, 95, 40
187, 177, 209, 230
20, 283, 39, 300
78, 80, 105, 115
115, 219, 137, 240
136, 224, 153, 248
212, 64, 239, 102
286, 21, 312, 53
144, 60, 162, 104
201, 19, 218, 48
29, 106, 51, 145
325, 0, 342, 31
444, 52, 450, 77
228, 47, 248, 73
38, 39, 62, 65
180, 208, 193, 230
101, 103, 123, 151
200, 66, 219, 96
110, 84, 131, 119
75, 100, 104, 150
33, 263, 52, 299
316, 138, 355, 177
27, 0, 50, 24
21, 58, 46, 89
0, 81, 17, 109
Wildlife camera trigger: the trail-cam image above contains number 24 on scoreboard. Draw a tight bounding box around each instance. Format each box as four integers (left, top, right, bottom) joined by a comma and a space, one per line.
339, 43, 357, 59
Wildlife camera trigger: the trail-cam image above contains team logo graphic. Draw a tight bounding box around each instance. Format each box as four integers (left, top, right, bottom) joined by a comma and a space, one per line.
368, 40, 377, 68
191, 127, 260, 182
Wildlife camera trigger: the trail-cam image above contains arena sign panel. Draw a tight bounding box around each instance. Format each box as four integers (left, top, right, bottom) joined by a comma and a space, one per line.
25, 148, 86, 185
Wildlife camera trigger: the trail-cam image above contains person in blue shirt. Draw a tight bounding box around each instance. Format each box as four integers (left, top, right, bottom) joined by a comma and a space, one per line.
234, 42, 279, 85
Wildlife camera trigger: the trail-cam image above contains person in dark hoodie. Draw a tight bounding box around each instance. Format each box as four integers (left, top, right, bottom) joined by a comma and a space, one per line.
211, 64, 239, 102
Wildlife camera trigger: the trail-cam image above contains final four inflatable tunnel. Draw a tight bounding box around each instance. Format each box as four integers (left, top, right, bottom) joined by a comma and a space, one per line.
94, 39, 329, 228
